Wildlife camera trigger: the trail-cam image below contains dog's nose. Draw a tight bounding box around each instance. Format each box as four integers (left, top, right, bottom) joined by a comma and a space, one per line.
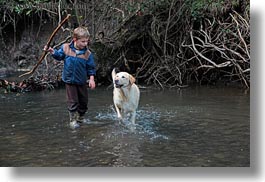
115, 79, 119, 84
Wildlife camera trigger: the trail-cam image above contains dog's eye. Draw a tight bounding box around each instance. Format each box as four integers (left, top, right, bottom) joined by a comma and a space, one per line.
121, 76, 125, 78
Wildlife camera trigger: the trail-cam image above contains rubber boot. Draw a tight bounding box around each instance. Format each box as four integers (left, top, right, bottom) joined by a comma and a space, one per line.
69, 112, 80, 129
77, 113, 91, 125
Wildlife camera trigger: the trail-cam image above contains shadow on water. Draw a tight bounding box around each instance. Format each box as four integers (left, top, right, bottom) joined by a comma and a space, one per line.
0, 86, 249, 167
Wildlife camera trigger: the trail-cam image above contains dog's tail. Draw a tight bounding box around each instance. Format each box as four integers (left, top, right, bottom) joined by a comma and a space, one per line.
111, 68, 116, 83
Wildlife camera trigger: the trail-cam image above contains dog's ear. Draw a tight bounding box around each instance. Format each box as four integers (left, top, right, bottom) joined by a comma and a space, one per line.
129, 75, 136, 84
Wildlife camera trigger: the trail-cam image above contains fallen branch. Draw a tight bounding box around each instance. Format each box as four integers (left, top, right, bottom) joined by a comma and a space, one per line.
190, 30, 231, 68
19, 14, 71, 78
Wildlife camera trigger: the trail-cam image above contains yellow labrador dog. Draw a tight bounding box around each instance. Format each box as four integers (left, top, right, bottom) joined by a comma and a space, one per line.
112, 68, 140, 124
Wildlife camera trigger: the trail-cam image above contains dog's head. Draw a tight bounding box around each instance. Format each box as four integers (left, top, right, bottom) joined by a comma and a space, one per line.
113, 72, 135, 88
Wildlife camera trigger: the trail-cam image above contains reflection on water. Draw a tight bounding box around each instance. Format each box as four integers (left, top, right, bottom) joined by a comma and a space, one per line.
0, 86, 249, 167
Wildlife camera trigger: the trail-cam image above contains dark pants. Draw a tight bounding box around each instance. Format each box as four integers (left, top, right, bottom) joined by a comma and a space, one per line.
65, 83, 88, 116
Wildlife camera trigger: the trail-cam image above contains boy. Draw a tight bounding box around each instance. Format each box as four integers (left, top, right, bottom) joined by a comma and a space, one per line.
45, 27, 96, 129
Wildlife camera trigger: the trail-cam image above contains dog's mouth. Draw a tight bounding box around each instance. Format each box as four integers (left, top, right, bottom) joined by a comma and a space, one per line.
114, 80, 123, 88
115, 84, 123, 88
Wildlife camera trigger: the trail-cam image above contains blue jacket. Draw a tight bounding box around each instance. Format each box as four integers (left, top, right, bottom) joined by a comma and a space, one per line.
52, 42, 96, 85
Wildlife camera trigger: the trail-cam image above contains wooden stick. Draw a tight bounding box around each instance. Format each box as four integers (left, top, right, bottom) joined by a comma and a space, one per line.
19, 14, 71, 78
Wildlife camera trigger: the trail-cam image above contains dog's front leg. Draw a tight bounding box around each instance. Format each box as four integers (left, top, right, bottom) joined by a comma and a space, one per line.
114, 104, 123, 120
131, 111, 136, 125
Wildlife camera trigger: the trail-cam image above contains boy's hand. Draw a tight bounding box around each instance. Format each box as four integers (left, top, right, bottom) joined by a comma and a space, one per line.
43, 45, 54, 54
87, 75, 95, 89
88, 79, 96, 89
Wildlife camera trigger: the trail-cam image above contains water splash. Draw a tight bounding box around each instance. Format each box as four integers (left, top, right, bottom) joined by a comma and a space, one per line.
94, 105, 118, 121
135, 109, 169, 140
95, 105, 169, 141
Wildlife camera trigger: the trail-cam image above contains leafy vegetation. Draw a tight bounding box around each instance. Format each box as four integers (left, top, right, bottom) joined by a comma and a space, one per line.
0, 0, 250, 89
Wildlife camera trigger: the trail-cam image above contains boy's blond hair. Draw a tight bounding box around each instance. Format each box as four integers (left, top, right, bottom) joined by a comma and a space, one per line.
73, 27, 90, 39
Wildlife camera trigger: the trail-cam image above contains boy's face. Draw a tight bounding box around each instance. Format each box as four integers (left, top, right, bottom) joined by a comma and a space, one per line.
74, 37, 89, 50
